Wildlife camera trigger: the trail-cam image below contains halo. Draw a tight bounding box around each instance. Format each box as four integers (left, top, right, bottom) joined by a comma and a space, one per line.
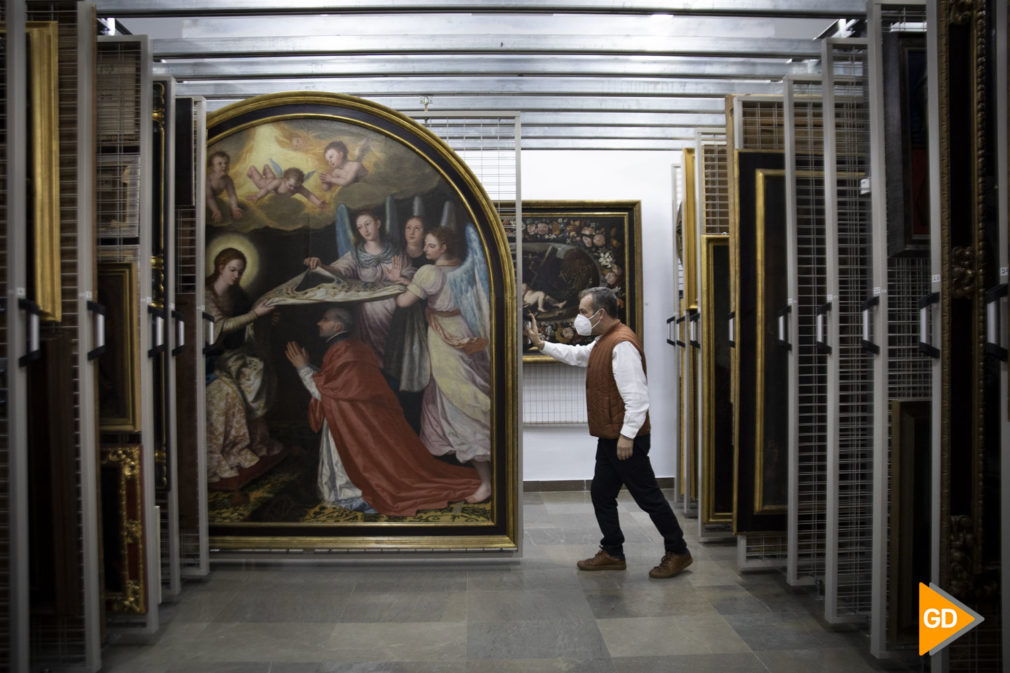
206, 233, 261, 288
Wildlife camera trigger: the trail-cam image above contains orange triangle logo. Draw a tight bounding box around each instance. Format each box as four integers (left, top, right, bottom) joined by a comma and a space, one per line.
919, 583, 985, 656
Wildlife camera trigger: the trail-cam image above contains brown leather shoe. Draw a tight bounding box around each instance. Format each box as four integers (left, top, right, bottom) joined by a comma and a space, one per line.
649, 552, 693, 578
576, 549, 627, 571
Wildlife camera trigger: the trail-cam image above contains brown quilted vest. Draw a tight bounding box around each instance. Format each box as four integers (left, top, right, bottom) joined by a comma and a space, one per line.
586, 321, 651, 439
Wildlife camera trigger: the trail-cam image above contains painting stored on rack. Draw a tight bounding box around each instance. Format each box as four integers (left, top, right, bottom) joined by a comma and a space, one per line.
202, 94, 516, 550
501, 201, 642, 361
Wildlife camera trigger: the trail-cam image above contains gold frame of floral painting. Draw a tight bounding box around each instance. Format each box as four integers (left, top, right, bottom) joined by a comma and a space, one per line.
100, 444, 146, 614
204, 92, 518, 552
23, 22, 62, 321
97, 262, 142, 432
508, 200, 643, 363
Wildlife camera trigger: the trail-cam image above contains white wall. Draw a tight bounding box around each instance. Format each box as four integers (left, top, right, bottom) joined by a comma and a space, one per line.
521, 149, 682, 481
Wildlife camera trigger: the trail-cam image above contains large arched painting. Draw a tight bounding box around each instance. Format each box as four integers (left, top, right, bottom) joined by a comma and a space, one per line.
203, 93, 517, 551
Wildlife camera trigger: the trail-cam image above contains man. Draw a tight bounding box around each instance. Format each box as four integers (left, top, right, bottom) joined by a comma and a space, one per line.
526, 287, 692, 578
285, 306, 482, 517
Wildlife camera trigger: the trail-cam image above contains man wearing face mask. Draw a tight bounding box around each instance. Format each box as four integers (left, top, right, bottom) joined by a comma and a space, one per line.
526, 286, 692, 578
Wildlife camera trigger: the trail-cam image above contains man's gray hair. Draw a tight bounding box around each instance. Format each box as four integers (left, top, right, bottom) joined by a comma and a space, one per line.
325, 305, 355, 331
580, 286, 618, 318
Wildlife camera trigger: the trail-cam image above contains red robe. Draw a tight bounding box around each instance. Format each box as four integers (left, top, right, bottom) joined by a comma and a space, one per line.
308, 336, 482, 516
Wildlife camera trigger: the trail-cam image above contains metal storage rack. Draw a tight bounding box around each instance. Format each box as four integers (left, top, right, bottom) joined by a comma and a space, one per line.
96, 33, 159, 637
175, 96, 210, 579
783, 74, 828, 589
730, 94, 790, 571
866, 1, 933, 658
695, 129, 734, 540
821, 37, 874, 625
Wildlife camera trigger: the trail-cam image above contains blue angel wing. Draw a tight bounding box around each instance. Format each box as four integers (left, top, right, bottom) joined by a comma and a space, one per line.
384, 195, 401, 253
268, 157, 282, 177
447, 223, 491, 341
304, 169, 316, 181
335, 203, 354, 259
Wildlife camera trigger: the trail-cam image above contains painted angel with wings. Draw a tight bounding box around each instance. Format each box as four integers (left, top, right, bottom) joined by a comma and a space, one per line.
391, 214, 493, 503
246, 158, 326, 208
301, 198, 412, 363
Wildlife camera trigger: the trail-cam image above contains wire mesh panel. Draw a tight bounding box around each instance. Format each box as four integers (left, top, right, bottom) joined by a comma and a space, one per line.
175, 97, 208, 578
24, 1, 88, 667
785, 77, 829, 588
738, 98, 788, 151
823, 39, 874, 624
699, 132, 730, 236
96, 35, 156, 633
731, 93, 789, 569
413, 114, 539, 425
867, 4, 931, 654
695, 130, 733, 537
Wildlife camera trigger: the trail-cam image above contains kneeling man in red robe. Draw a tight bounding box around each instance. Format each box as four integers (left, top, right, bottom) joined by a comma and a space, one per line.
285, 305, 483, 516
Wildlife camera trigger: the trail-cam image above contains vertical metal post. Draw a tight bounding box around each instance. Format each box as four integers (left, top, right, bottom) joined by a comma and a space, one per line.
5, 0, 29, 669
995, 1, 1009, 670
76, 3, 103, 670
925, 1, 946, 670
783, 75, 799, 586
192, 97, 210, 577
866, 0, 891, 657
821, 38, 842, 624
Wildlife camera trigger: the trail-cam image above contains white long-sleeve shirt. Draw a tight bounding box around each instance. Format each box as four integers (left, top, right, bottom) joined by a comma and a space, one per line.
539, 338, 650, 439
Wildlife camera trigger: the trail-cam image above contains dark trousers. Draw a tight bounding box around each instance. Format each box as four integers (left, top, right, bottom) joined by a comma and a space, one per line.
591, 433, 688, 559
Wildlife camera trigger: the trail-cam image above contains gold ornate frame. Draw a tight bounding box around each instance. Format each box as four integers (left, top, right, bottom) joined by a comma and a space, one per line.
25, 22, 61, 321
205, 92, 518, 552
682, 148, 699, 311
700, 234, 733, 523
753, 169, 789, 514
97, 262, 141, 432
100, 444, 146, 614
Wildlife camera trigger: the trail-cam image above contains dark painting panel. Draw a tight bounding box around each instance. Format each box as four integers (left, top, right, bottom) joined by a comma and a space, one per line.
733, 151, 787, 535
701, 236, 733, 523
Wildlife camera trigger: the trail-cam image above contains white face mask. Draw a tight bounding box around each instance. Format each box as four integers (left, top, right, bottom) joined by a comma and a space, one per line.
574, 309, 601, 336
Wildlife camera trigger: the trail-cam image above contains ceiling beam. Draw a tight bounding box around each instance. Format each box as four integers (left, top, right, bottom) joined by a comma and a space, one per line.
153, 54, 817, 81
202, 94, 736, 113
175, 76, 783, 100
97, 0, 865, 18
150, 34, 823, 59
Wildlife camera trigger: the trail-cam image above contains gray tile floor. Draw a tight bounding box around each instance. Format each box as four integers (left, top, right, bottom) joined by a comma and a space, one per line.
99, 490, 921, 672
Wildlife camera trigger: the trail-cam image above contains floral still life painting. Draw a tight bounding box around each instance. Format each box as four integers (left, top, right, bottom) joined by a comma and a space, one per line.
502, 201, 642, 361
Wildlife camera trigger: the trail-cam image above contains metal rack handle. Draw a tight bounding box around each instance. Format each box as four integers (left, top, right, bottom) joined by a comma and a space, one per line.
918, 292, 940, 358
666, 315, 677, 347
86, 300, 107, 361
777, 305, 791, 351
148, 305, 167, 358
202, 311, 217, 355
861, 296, 880, 355
172, 309, 186, 357
689, 311, 700, 348
728, 311, 735, 348
18, 297, 42, 367
816, 300, 832, 355
984, 283, 1007, 361
675, 315, 686, 348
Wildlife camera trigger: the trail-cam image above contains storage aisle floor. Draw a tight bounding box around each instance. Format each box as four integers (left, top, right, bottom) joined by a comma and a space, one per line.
99, 490, 919, 672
